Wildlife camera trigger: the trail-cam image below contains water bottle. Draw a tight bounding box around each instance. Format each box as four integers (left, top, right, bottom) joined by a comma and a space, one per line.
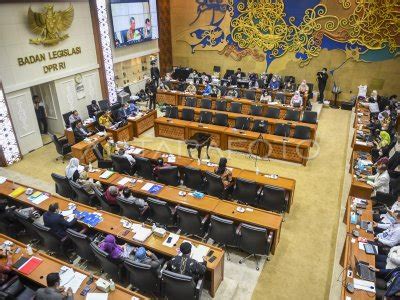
152, 223, 156, 232
27, 244, 33, 256
89, 162, 93, 172
109, 279, 115, 291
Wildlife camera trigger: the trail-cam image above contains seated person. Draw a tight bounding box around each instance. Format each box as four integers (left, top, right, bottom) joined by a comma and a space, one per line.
259, 90, 272, 103
378, 106, 391, 122
117, 103, 130, 121
127, 100, 139, 116
367, 117, 382, 132
374, 212, 400, 248
375, 245, 400, 272
230, 74, 238, 86
210, 85, 221, 97
185, 82, 197, 94
372, 131, 391, 162
36, 272, 73, 300
297, 79, 309, 97
284, 77, 296, 92
188, 70, 198, 79
103, 137, 116, 160
120, 187, 148, 211
99, 234, 134, 260
65, 157, 83, 181
98, 110, 113, 128
117, 148, 135, 166
226, 88, 239, 98
380, 112, 391, 132
214, 157, 233, 189
88, 100, 101, 119
234, 68, 244, 79
248, 73, 258, 89
166, 242, 206, 281
361, 97, 380, 115
268, 75, 280, 90
202, 83, 212, 96
68, 110, 81, 126
359, 163, 390, 198
290, 91, 303, 108
133, 246, 162, 271
201, 72, 209, 84
0, 251, 12, 285
104, 185, 123, 206
43, 203, 77, 239
153, 158, 170, 178
73, 120, 93, 143
76, 171, 102, 195
159, 80, 171, 91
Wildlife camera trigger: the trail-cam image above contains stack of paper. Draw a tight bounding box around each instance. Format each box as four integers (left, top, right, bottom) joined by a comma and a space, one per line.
117, 177, 131, 185
167, 156, 176, 163
100, 170, 114, 179
132, 148, 143, 155
132, 227, 152, 242
0, 177, 7, 184
141, 183, 154, 191
191, 244, 210, 262
86, 293, 108, 300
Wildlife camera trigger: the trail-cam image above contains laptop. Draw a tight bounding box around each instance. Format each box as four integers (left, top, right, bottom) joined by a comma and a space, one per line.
355, 256, 375, 282
364, 243, 378, 255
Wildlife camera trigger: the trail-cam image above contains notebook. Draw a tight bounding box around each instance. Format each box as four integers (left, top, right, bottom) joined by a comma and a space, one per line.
100, 170, 115, 179
18, 256, 43, 275
9, 187, 26, 198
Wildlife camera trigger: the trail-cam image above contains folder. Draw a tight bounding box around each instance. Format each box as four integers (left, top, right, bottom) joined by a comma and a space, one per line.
9, 187, 26, 198
18, 256, 43, 275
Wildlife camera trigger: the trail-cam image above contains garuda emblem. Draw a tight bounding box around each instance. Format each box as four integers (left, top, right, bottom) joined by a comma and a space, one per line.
28, 4, 74, 46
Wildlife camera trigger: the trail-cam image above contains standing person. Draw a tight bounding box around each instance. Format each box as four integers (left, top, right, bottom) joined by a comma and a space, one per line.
317, 67, 328, 103
33, 95, 48, 134
150, 59, 160, 87
88, 100, 101, 119
145, 79, 157, 110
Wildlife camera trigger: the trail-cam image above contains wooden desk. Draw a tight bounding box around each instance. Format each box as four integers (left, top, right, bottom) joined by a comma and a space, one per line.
349, 151, 373, 200
156, 90, 180, 106
64, 122, 96, 145
0, 234, 147, 300
351, 132, 373, 153
128, 110, 157, 137
186, 123, 228, 149
154, 118, 189, 141
106, 123, 134, 142
0, 180, 224, 297
71, 133, 111, 164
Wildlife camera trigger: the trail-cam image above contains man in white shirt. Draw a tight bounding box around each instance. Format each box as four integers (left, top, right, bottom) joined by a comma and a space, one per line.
375, 213, 400, 247
360, 164, 390, 197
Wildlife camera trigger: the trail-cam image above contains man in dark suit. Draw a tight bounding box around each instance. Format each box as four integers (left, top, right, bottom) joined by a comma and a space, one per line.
117, 103, 130, 121
88, 100, 101, 119
317, 67, 328, 103
73, 121, 92, 143
43, 203, 77, 239
36, 272, 73, 300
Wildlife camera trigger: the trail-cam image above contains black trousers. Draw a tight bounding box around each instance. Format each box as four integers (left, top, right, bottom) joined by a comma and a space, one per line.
37, 117, 48, 134
318, 85, 326, 102
149, 94, 156, 110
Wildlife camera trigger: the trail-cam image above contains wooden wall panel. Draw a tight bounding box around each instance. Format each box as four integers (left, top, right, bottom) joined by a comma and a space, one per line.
157, 0, 173, 75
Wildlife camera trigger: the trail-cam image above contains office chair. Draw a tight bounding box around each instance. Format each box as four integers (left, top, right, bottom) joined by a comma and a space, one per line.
90, 242, 123, 282
116, 196, 148, 222
301, 111, 318, 124
274, 124, 290, 138
157, 166, 180, 186
182, 108, 195, 121
204, 171, 226, 199
200, 98, 212, 109
293, 126, 311, 140
374, 191, 397, 207
250, 105, 263, 116
66, 228, 96, 266
232, 178, 260, 206
93, 186, 120, 214
49, 133, 71, 162
62, 112, 73, 128
185, 97, 197, 108
219, 86, 227, 97
134, 156, 155, 180
124, 259, 161, 297
215, 100, 227, 111
285, 109, 300, 121
230, 102, 242, 113
165, 106, 178, 119
69, 180, 96, 206
237, 223, 274, 270
93, 145, 113, 169
111, 154, 135, 175
13, 210, 41, 245
51, 173, 76, 199
199, 111, 213, 124
147, 197, 176, 227
176, 206, 209, 238
244, 90, 256, 101
265, 107, 280, 119
234, 117, 250, 130
252, 119, 268, 133
161, 270, 204, 300
181, 166, 205, 191
258, 185, 288, 215
213, 113, 228, 127
274, 92, 285, 104
98, 99, 110, 111
0, 276, 36, 299
208, 215, 237, 261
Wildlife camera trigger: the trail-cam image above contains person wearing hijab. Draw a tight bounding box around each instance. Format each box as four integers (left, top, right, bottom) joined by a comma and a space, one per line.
103, 137, 116, 160
98, 234, 131, 260
268, 75, 280, 90
99, 110, 113, 128
65, 158, 82, 182
203, 83, 212, 96
133, 246, 162, 270
297, 79, 309, 96
214, 158, 233, 189
372, 131, 391, 161
290, 91, 303, 108
185, 82, 197, 94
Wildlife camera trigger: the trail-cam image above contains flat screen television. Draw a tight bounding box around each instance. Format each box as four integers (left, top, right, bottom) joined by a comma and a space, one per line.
110, 0, 159, 48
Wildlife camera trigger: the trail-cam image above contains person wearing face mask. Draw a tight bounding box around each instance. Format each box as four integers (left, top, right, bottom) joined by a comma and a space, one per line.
268, 75, 280, 91
43, 203, 77, 240
359, 163, 390, 198
284, 77, 295, 92
260, 90, 272, 103
103, 137, 116, 160
290, 91, 303, 108
185, 82, 197, 94
316, 67, 328, 103
203, 82, 212, 96
98, 110, 113, 128
297, 79, 309, 96
373, 196, 400, 230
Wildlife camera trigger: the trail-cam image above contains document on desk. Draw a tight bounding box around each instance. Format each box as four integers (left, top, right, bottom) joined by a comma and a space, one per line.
61, 209, 74, 217
117, 177, 131, 185
0, 177, 6, 184
358, 242, 378, 253
141, 183, 154, 191
191, 244, 209, 262
353, 278, 375, 293
100, 170, 114, 179
163, 233, 179, 247
59, 267, 75, 287
28, 194, 49, 205
167, 156, 176, 163
132, 148, 143, 155
133, 227, 152, 242
62, 271, 87, 293
86, 293, 108, 300
355, 141, 368, 146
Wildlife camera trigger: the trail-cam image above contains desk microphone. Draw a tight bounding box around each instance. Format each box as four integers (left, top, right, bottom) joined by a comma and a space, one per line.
199, 113, 203, 124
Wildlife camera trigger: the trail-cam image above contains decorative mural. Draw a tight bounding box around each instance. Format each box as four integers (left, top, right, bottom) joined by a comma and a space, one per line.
179, 0, 400, 69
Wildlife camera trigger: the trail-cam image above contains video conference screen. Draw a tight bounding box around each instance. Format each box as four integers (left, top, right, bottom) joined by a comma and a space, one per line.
110, 0, 159, 48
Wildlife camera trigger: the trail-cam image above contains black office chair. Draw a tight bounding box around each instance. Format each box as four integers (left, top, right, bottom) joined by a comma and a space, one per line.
182, 108, 195, 121
176, 206, 209, 238
182, 166, 205, 191
124, 259, 161, 297
204, 171, 225, 199
93, 186, 120, 214
62, 112, 73, 128
90, 242, 123, 282
116, 196, 147, 222
274, 124, 290, 137
0, 275, 36, 300
219, 86, 227, 97
230, 102, 242, 113
199, 111, 213, 124
214, 113, 228, 127
98, 100, 110, 111
237, 223, 273, 270
69, 180, 95, 206
49, 133, 71, 162
111, 154, 135, 175
301, 111, 318, 124
13, 210, 41, 245
215, 100, 227, 111
157, 166, 180, 186
147, 197, 175, 227
252, 119, 268, 133
185, 97, 197, 107
66, 229, 96, 264
232, 178, 260, 206
234, 117, 250, 130
208, 215, 236, 260
258, 185, 288, 215
244, 90, 256, 101
93, 145, 113, 169
293, 125, 311, 140
250, 105, 263, 116
285, 109, 300, 121
165, 106, 178, 119
51, 173, 76, 199
161, 270, 203, 300
200, 98, 212, 109
265, 107, 280, 119
274, 92, 285, 104
135, 156, 155, 180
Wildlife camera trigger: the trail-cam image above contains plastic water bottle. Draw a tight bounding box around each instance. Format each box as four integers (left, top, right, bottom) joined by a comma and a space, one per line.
27, 244, 33, 256
109, 279, 115, 291
89, 162, 93, 172
152, 223, 156, 232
